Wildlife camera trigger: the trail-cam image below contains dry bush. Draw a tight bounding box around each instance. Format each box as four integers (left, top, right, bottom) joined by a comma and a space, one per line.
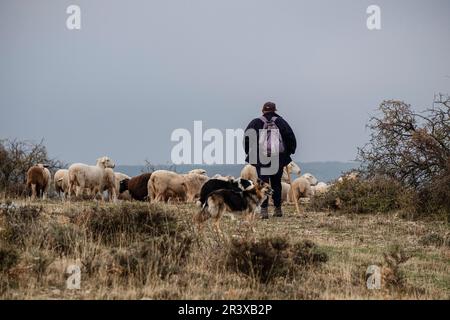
0, 244, 20, 295
418, 233, 450, 247
1, 204, 44, 247
357, 95, 450, 217
45, 222, 84, 257
109, 234, 192, 283
75, 203, 183, 245
0, 139, 64, 197
310, 176, 415, 214
0, 244, 20, 273
416, 165, 450, 219
382, 245, 412, 290
70, 203, 194, 284
226, 236, 328, 284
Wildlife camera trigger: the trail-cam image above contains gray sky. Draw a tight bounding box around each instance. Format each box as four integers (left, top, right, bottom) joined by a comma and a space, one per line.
1, 0, 449, 165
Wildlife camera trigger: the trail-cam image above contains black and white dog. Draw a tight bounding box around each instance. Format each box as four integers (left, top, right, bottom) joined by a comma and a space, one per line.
194, 178, 273, 233
196, 177, 254, 208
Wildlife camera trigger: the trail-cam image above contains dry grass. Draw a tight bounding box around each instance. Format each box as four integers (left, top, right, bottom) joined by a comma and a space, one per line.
0, 198, 449, 300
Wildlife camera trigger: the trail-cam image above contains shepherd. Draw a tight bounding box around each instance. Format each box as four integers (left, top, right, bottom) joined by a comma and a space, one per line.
243, 101, 297, 219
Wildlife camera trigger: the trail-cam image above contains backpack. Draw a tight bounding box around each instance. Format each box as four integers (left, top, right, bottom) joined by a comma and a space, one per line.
258, 116, 285, 157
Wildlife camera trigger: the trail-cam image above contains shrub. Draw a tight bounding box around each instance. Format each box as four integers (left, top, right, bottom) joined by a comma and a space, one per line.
28, 250, 54, 281
1, 204, 44, 247
0, 138, 64, 197
45, 222, 84, 256
418, 233, 449, 247
291, 240, 329, 266
76, 203, 181, 245
226, 237, 328, 283
357, 96, 450, 217
310, 176, 415, 214
416, 166, 450, 219
110, 233, 193, 283
0, 244, 20, 273
382, 245, 411, 290
0, 245, 20, 295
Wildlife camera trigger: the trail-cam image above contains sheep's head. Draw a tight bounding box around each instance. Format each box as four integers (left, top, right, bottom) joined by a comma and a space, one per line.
287, 161, 302, 176
189, 169, 207, 176
97, 156, 115, 169
119, 178, 129, 193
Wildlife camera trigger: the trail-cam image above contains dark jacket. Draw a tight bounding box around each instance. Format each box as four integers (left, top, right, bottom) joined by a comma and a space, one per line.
244, 112, 297, 168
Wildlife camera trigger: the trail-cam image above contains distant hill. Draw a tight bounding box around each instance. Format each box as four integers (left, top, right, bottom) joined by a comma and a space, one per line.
116, 162, 359, 183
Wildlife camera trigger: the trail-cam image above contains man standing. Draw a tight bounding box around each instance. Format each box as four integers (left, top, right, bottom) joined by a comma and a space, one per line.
244, 102, 297, 219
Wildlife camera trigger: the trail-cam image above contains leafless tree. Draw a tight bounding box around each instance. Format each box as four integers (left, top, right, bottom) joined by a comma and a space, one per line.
358, 94, 450, 189
0, 138, 65, 196
141, 159, 177, 174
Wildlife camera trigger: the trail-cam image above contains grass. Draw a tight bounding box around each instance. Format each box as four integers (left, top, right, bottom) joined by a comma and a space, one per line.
0, 198, 449, 300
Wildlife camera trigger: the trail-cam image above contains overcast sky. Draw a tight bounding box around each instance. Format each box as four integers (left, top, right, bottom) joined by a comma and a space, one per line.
1, 0, 449, 165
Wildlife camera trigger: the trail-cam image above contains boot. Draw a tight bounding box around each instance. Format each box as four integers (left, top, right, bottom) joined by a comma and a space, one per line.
273, 207, 283, 217
260, 207, 269, 219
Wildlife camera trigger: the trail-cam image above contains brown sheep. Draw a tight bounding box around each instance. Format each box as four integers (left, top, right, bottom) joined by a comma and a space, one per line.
26, 164, 51, 200
119, 173, 152, 201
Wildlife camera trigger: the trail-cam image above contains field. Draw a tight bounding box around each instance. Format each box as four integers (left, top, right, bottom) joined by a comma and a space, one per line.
0, 199, 449, 300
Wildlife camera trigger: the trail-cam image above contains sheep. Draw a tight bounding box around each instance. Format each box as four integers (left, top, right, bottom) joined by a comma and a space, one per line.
119, 173, 152, 201
338, 171, 360, 183
281, 182, 291, 202
240, 164, 258, 183
288, 177, 313, 202
311, 182, 330, 196
241, 161, 302, 183
270, 181, 292, 205
55, 169, 94, 200
301, 173, 318, 186
26, 164, 51, 200
282, 161, 302, 183
101, 168, 118, 202
114, 172, 130, 191
211, 174, 235, 181
67, 156, 115, 201
54, 169, 70, 199
188, 169, 208, 176
183, 173, 209, 202
148, 170, 187, 202
114, 172, 131, 200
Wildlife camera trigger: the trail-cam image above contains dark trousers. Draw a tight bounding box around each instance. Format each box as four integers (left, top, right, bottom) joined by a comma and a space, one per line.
256, 164, 284, 208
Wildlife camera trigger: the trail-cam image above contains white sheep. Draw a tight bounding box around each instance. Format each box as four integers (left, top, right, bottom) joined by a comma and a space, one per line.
211, 174, 235, 181
54, 169, 70, 199
288, 177, 313, 202
188, 169, 208, 176
311, 182, 330, 196
67, 156, 115, 201
240, 161, 302, 183
301, 173, 318, 186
